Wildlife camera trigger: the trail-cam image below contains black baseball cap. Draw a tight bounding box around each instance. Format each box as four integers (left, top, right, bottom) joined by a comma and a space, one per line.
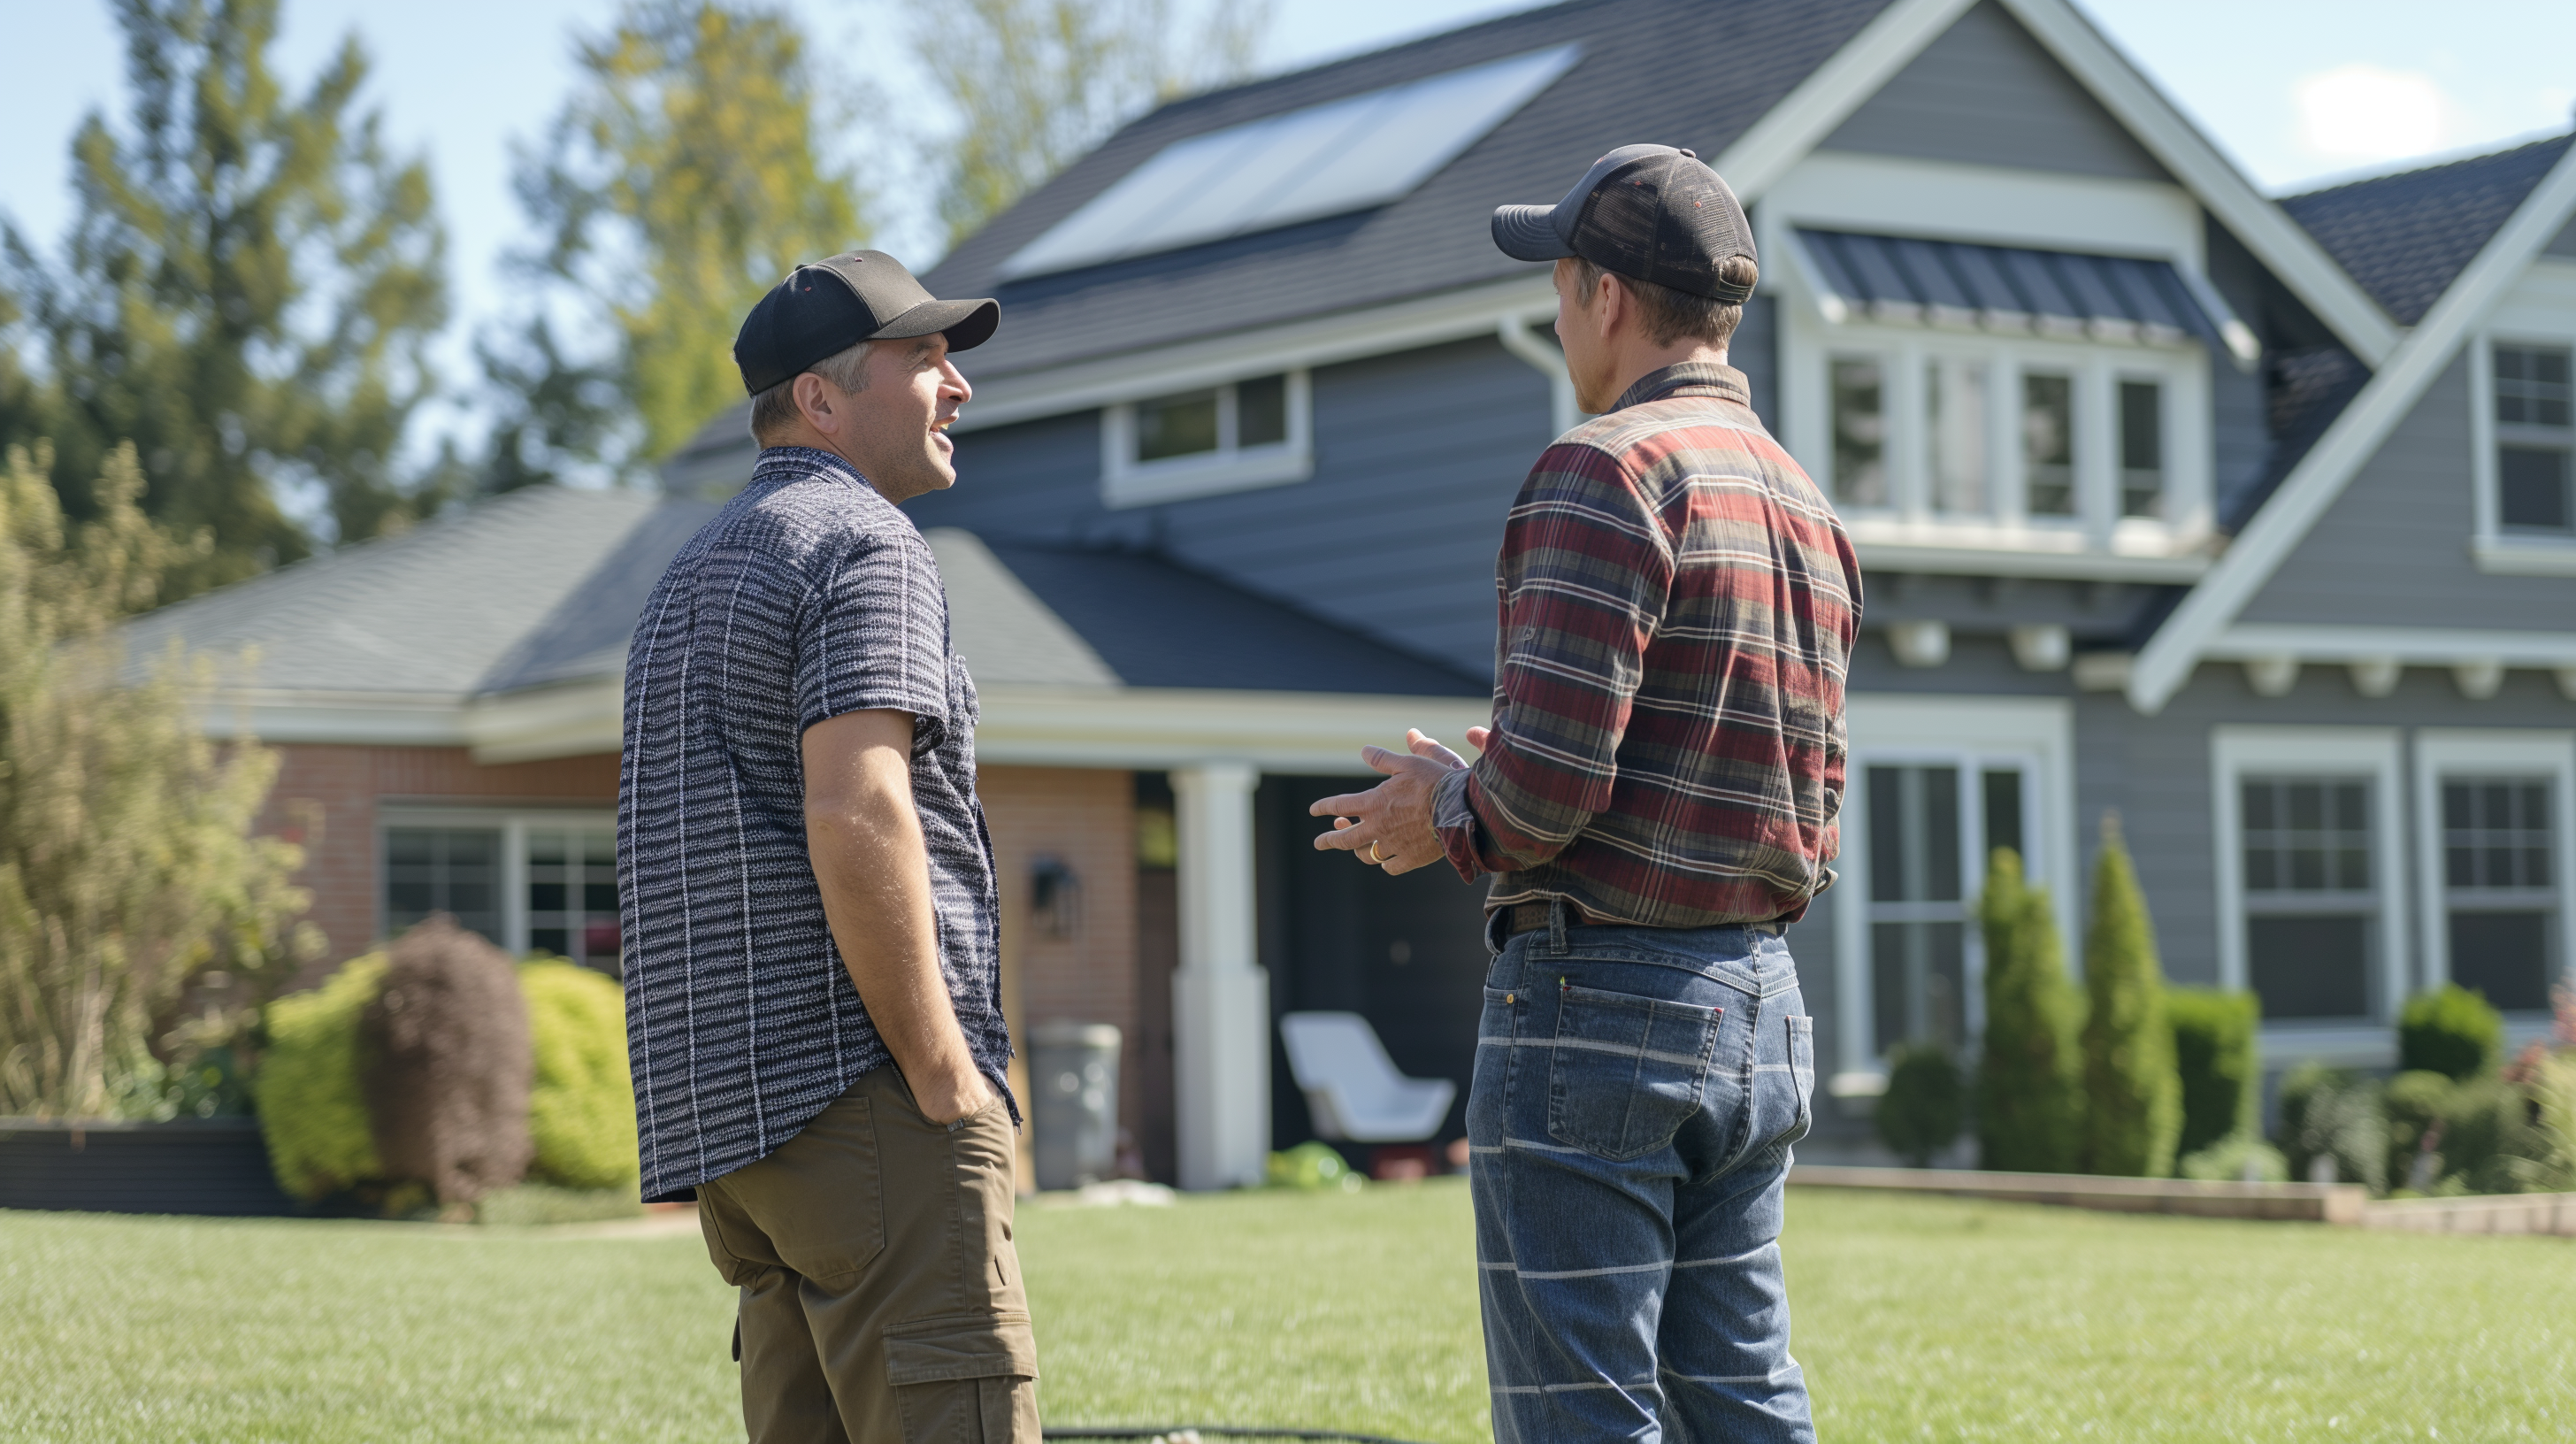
732, 250, 999, 396
1491, 143, 1757, 303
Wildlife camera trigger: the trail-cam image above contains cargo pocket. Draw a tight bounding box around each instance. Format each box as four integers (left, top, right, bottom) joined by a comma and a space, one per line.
888, 1313, 1039, 1443
1545, 985, 1721, 1161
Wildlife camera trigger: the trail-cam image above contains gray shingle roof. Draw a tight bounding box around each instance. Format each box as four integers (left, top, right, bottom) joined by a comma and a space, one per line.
2281, 133, 2575, 326
919, 0, 1894, 382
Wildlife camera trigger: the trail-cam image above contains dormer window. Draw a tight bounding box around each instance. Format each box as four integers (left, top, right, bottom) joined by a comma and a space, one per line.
1102, 371, 1313, 508
2495, 342, 2572, 534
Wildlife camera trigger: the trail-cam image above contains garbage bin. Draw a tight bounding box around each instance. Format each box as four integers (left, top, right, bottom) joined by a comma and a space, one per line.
1031, 1020, 1121, 1191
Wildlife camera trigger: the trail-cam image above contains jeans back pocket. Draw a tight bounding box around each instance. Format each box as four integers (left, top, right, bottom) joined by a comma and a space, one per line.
1545, 984, 1721, 1161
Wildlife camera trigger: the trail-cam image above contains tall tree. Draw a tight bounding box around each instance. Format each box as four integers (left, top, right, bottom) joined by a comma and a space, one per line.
0, 442, 318, 1118
0, 0, 447, 593
1974, 849, 2082, 1173
920, 0, 1271, 247
2079, 814, 2183, 1178
498, 0, 870, 474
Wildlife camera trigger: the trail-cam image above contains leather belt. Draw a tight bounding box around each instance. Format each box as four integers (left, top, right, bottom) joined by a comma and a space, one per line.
1499, 900, 1784, 937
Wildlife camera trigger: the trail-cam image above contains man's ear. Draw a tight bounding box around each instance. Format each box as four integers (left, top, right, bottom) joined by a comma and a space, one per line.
794, 372, 834, 434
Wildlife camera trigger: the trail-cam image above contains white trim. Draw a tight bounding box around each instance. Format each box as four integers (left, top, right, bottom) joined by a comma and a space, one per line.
2208, 726, 2410, 1040
1834, 694, 2077, 1080
1990, 0, 2400, 366
2472, 538, 2576, 577
1100, 370, 1314, 508
2470, 327, 2576, 569
951, 274, 1554, 434
196, 688, 469, 747
2210, 624, 2576, 669
1760, 152, 2206, 269
2130, 142, 2576, 714
2409, 730, 2576, 1006
1851, 539, 2208, 583
972, 685, 1494, 772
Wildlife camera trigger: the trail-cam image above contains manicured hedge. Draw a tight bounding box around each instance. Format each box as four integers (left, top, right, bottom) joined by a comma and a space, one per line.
254, 955, 387, 1202
521, 960, 639, 1191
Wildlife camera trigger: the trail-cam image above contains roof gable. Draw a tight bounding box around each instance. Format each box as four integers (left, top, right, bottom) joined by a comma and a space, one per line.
2283, 134, 2576, 326
1820, 0, 2167, 181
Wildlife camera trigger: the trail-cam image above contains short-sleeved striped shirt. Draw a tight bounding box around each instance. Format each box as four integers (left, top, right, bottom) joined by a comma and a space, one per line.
1432, 362, 1861, 928
618, 445, 1011, 1203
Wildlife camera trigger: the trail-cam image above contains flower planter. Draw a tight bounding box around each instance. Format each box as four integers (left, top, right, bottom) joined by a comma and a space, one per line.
0, 1117, 296, 1217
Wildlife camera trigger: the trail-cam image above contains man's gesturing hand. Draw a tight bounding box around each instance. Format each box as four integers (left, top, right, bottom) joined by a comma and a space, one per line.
1308, 726, 1489, 875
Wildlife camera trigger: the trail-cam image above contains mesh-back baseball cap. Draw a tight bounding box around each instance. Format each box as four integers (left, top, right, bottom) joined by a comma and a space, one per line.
733, 250, 999, 396
1491, 144, 1756, 302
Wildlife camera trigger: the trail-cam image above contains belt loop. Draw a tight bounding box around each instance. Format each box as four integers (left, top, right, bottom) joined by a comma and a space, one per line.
1545, 897, 1568, 956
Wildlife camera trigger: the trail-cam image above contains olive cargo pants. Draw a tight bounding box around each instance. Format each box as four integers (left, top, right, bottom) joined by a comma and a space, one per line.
695, 1066, 1039, 1443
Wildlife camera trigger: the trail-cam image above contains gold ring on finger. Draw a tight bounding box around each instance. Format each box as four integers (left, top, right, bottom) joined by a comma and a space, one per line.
1366, 841, 1386, 865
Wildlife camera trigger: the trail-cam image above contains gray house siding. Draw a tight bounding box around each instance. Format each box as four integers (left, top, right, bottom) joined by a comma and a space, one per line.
1816, 0, 2171, 182
2240, 352, 2576, 630
2549, 216, 2576, 257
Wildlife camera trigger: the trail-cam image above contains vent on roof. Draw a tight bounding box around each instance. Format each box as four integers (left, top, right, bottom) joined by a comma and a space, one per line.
999, 44, 1582, 280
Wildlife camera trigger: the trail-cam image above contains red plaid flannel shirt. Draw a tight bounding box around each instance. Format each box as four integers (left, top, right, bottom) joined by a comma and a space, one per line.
1432, 362, 1861, 927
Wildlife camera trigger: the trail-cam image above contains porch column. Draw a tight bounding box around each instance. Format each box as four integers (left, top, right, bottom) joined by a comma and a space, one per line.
1170, 761, 1269, 1190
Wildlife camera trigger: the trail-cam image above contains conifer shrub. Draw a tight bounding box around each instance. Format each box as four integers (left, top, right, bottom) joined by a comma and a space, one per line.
1875, 1043, 1965, 1168
2398, 984, 2504, 1081
2177, 1131, 2288, 1182
1974, 849, 2082, 1172
520, 959, 639, 1191
2079, 816, 2182, 1177
2166, 987, 2260, 1161
2278, 1062, 2388, 1190
253, 954, 387, 1201
359, 918, 534, 1208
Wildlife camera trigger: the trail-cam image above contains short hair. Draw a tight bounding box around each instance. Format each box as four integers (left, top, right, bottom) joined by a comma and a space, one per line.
1569, 255, 1760, 349
748, 338, 875, 445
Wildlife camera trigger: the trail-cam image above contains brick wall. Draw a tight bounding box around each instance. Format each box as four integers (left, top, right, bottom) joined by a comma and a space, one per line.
260, 743, 618, 975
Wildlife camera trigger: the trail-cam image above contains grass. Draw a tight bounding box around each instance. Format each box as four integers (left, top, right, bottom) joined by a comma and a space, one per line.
3, 1181, 2572, 1441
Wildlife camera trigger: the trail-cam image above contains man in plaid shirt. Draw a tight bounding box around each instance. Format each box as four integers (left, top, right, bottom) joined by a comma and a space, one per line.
1313, 145, 1859, 1443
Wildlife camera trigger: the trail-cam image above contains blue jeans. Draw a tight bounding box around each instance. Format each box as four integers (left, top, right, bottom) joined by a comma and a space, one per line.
1469, 903, 1817, 1443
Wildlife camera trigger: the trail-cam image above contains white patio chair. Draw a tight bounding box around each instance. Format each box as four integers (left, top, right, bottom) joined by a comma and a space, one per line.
1277, 1010, 1456, 1143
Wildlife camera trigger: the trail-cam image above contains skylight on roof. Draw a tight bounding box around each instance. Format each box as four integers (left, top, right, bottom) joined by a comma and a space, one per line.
998, 44, 1583, 280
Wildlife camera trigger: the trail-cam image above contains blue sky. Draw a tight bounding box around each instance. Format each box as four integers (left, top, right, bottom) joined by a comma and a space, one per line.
2, 0, 2571, 479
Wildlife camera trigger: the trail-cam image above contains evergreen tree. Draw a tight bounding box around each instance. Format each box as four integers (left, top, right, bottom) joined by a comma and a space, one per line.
1974, 848, 2082, 1172
921, 0, 1270, 246
498, 0, 871, 473
2079, 813, 2183, 1177
0, 0, 447, 592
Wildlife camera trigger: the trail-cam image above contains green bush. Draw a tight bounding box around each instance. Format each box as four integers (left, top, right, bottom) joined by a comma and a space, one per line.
2079, 818, 2182, 1178
2398, 985, 2504, 1081
2277, 1062, 2387, 1191
2166, 987, 2260, 1161
1974, 849, 2082, 1173
520, 960, 639, 1191
1268, 1141, 1361, 1191
2178, 1132, 2288, 1183
1876, 1043, 1966, 1168
2385, 1069, 2544, 1194
253, 955, 387, 1202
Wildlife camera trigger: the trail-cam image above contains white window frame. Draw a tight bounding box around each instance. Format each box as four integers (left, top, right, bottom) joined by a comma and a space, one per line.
2470, 328, 2576, 575
1100, 369, 1313, 509
2411, 729, 2576, 1012
2209, 726, 2408, 1064
1831, 695, 2075, 1092
379, 804, 617, 959
1790, 324, 2212, 551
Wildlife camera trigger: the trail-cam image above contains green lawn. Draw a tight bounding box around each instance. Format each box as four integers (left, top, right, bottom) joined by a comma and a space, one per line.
2, 1182, 2571, 1441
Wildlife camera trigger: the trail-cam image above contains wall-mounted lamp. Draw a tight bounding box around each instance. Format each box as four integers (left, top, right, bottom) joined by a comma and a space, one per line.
1031, 856, 1083, 941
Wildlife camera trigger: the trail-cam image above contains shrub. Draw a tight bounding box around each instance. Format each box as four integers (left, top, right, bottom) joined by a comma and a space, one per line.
1876, 1043, 1966, 1168
359, 918, 533, 1208
520, 959, 639, 1191
1974, 849, 2082, 1173
2166, 987, 2260, 1161
2177, 1132, 2288, 1183
2079, 817, 2182, 1178
1268, 1141, 1361, 1192
2278, 1062, 2387, 1191
253, 955, 387, 1202
2386, 1069, 2546, 1194
2398, 985, 2503, 1081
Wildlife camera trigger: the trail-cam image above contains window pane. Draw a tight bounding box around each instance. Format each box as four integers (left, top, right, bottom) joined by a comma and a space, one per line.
1237, 374, 1289, 447
2496, 343, 2575, 427
383, 826, 503, 946
2449, 910, 2552, 1011
2444, 774, 2554, 890
2248, 914, 2373, 1019
2243, 776, 2372, 896
1922, 767, 1961, 902
1831, 358, 1887, 508
1926, 357, 1988, 516
1982, 768, 2024, 866
1868, 766, 1906, 902
1137, 389, 1220, 460
2119, 380, 2163, 519
1872, 919, 1966, 1054
2499, 446, 2572, 532
2020, 373, 2074, 517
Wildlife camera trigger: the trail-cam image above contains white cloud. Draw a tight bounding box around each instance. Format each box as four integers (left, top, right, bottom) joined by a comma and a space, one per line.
2294, 65, 2457, 162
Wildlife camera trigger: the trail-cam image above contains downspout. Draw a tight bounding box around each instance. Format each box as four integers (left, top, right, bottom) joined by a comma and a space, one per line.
1497, 314, 1581, 437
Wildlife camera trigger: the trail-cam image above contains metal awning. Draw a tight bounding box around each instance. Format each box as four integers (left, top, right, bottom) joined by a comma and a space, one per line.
1790, 228, 2258, 364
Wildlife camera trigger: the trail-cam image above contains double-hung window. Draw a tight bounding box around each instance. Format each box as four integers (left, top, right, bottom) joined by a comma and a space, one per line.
1864, 761, 2031, 1056
2496, 342, 2573, 534
381, 809, 622, 973
1101, 371, 1312, 508
2413, 733, 2576, 1017
2212, 728, 2406, 1041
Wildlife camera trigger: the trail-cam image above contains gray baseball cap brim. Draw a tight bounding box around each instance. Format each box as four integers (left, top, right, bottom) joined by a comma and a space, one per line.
1491, 142, 1681, 263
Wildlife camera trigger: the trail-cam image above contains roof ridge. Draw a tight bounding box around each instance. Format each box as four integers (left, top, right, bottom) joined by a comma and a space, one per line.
1137, 0, 1607, 127
2281, 130, 2574, 204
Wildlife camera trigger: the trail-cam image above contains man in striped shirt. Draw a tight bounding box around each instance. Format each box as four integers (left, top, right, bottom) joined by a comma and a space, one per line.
1313, 146, 1860, 1443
